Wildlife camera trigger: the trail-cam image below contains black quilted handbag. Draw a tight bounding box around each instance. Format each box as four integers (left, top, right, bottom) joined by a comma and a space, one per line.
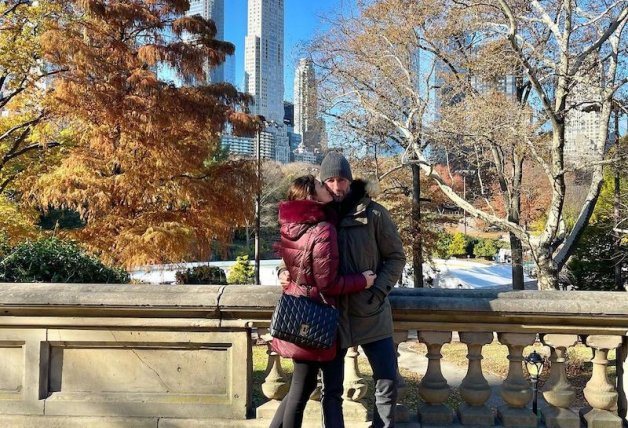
270, 293, 338, 349
270, 224, 338, 349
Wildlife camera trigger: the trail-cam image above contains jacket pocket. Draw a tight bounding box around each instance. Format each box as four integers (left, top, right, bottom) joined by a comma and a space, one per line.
348, 289, 384, 317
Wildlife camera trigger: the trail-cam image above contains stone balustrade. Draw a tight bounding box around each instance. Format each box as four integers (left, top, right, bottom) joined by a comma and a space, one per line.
0, 283, 625, 427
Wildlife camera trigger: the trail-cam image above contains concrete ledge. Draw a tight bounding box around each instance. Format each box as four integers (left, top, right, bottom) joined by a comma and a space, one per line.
0, 284, 626, 325
0, 283, 222, 318
0, 416, 159, 428
0, 416, 293, 428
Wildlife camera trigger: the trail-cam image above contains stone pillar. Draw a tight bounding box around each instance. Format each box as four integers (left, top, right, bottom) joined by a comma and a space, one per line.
580, 335, 623, 428
255, 330, 289, 420
618, 336, 627, 425
309, 372, 322, 401
343, 346, 369, 422
458, 331, 494, 426
496, 332, 537, 427
417, 331, 454, 426
539, 334, 579, 428
392, 330, 410, 423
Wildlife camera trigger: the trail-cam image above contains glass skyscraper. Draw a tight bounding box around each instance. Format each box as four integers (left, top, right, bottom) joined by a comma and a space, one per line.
186, 0, 225, 83
244, 0, 285, 123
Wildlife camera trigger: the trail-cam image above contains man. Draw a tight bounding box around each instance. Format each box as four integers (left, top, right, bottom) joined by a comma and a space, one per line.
282, 151, 406, 427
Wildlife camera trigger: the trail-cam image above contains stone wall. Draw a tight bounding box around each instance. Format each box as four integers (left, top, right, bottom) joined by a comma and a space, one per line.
0, 283, 253, 427
0, 283, 626, 427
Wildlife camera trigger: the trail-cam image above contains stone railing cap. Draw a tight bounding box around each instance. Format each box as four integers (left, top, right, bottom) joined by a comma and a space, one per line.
0, 283, 222, 309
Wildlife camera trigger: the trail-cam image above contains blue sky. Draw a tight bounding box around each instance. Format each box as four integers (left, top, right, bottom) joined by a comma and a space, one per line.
224, 0, 349, 101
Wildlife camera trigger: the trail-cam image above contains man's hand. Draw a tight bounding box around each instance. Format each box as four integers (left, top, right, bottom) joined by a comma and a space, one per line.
279, 269, 291, 289
362, 270, 377, 288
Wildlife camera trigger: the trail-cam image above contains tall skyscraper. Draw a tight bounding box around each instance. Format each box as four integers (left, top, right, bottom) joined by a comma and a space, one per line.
186, 0, 225, 83
293, 58, 325, 151
244, 0, 284, 123
564, 71, 604, 166
283, 101, 294, 127
223, 54, 236, 88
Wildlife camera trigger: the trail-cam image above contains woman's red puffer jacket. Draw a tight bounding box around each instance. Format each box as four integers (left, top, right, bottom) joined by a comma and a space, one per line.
277, 199, 366, 303
272, 199, 366, 361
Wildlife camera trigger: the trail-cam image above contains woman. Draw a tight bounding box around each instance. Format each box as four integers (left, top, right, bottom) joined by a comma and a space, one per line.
270, 175, 376, 428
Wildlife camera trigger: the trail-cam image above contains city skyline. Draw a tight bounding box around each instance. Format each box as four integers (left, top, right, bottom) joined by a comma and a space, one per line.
220, 0, 323, 164
225, 0, 351, 101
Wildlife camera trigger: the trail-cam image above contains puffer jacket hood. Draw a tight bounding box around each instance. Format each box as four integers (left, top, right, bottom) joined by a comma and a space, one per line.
278, 199, 327, 242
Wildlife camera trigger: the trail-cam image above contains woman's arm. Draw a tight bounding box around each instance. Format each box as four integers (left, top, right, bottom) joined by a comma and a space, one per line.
311, 224, 367, 296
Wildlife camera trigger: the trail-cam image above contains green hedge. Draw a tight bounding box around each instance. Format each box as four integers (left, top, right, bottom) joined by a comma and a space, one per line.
176, 266, 227, 285
0, 237, 128, 283
568, 224, 627, 291
433, 232, 504, 259
473, 239, 498, 258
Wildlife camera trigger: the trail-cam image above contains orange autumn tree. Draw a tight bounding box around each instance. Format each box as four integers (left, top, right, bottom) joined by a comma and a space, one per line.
30, 0, 257, 267
0, 1, 68, 244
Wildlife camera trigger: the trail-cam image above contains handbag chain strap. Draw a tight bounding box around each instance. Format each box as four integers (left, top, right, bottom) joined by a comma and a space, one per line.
294, 223, 330, 305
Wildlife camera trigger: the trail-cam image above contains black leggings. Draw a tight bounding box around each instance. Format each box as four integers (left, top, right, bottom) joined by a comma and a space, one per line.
269, 349, 346, 428
269, 360, 319, 428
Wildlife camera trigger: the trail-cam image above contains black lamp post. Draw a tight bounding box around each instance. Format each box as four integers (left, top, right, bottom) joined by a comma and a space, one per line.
456, 169, 476, 238
524, 350, 545, 417
254, 123, 261, 285
253, 116, 278, 285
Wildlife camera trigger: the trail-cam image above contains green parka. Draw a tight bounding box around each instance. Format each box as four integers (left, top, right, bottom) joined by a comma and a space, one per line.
333, 179, 406, 348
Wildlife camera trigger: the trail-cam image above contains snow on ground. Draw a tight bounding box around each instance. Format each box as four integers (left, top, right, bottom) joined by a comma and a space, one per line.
402, 258, 537, 290
130, 258, 536, 290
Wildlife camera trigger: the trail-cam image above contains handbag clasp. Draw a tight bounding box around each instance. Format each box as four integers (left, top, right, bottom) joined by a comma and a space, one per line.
299, 323, 310, 336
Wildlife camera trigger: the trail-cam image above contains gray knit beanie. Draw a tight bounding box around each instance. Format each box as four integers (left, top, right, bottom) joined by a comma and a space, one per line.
319, 151, 353, 182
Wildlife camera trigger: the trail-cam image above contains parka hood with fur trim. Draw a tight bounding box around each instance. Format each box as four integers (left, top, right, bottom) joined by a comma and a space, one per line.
338, 177, 380, 217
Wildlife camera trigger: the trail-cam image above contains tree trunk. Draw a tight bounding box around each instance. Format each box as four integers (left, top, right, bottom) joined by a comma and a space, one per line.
245, 224, 251, 253
613, 109, 623, 291
508, 154, 525, 290
536, 251, 559, 290
509, 232, 524, 290
412, 164, 424, 288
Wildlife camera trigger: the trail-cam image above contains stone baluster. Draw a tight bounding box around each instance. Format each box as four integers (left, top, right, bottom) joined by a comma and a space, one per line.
256, 329, 289, 420
393, 330, 410, 423
540, 334, 579, 428
458, 331, 495, 426
417, 331, 454, 426
309, 372, 322, 401
496, 332, 537, 427
343, 346, 369, 422
580, 335, 623, 427
619, 337, 627, 424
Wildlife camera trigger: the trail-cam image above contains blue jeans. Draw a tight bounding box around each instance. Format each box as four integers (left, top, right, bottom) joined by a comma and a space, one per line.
361, 337, 398, 428
321, 348, 347, 427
